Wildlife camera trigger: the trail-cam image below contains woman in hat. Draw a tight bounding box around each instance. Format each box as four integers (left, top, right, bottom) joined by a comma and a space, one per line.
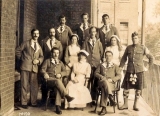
64, 34, 81, 73
64, 34, 81, 86
104, 35, 124, 65
65, 50, 92, 109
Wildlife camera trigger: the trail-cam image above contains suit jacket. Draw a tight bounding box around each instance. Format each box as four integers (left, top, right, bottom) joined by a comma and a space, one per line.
82, 37, 103, 67
16, 39, 44, 73
55, 25, 73, 49
40, 37, 63, 60
98, 24, 119, 50
73, 23, 92, 47
119, 44, 154, 73
95, 62, 121, 82
41, 58, 67, 78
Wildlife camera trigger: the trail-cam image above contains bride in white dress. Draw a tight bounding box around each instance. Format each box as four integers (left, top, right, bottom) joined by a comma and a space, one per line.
65, 50, 92, 108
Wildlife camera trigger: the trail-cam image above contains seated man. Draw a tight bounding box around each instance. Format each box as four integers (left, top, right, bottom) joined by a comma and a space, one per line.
95, 51, 121, 115
41, 47, 74, 115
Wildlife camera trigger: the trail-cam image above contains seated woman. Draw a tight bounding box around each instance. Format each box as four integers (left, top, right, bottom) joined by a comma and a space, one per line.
95, 51, 122, 115
65, 50, 92, 109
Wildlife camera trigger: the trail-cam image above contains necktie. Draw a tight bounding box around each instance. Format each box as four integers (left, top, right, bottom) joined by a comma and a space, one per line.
55, 60, 57, 64
92, 40, 95, 47
34, 42, 37, 51
83, 23, 86, 30
107, 62, 109, 67
50, 40, 53, 49
60, 26, 63, 32
105, 25, 108, 31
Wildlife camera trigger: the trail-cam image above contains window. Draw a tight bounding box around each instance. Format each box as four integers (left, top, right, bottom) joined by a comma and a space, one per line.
120, 22, 129, 45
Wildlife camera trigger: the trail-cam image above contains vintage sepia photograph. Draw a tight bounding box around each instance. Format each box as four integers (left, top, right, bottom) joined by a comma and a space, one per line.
0, 0, 160, 116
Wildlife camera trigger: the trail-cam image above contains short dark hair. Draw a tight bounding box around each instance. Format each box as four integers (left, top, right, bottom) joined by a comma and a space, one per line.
102, 14, 109, 19
51, 47, 59, 53
48, 27, 55, 33
89, 26, 98, 34
81, 13, 89, 18
31, 29, 39, 35
131, 31, 138, 38
105, 51, 113, 56
58, 15, 66, 21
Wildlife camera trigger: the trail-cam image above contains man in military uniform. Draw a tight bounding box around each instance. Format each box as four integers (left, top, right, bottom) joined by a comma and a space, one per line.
119, 32, 154, 111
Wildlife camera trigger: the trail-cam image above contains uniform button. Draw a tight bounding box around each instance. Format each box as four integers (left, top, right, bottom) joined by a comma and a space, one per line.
133, 62, 134, 63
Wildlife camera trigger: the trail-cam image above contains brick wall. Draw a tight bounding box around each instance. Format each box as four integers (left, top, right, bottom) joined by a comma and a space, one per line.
37, 0, 91, 41
21, 0, 37, 42
0, 0, 18, 115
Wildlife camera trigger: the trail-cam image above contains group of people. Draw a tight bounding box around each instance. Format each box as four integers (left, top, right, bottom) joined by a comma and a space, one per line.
15, 13, 154, 115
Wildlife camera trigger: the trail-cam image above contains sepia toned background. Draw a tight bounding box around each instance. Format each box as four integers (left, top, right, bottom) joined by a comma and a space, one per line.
0, 0, 159, 115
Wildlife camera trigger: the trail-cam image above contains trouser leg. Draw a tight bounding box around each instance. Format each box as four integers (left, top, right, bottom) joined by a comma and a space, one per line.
41, 79, 47, 103
54, 79, 67, 97
55, 89, 61, 106
100, 88, 108, 107
30, 72, 38, 105
91, 67, 97, 101
21, 71, 29, 105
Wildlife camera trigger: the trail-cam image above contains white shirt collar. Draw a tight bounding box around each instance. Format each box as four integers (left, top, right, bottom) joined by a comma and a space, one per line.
31, 39, 40, 53
102, 62, 114, 68
46, 38, 56, 50
57, 25, 65, 33
51, 58, 59, 64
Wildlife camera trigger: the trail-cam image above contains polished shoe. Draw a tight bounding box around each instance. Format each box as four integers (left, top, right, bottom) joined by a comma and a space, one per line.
133, 107, 139, 111
108, 95, 117, 106
65, 95, 74, 102
21, 105, 28, 109
56, 105, 62, 115
91, 101, 96, 106
98, 107, 107, 115
119, 107, 128, 110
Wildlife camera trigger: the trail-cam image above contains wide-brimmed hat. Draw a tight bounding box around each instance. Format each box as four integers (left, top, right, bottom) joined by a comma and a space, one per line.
78, 50, 89, 57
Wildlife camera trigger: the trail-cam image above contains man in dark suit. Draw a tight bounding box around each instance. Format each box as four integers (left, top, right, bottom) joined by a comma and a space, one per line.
41, 27, 63, 60
40, 27, 63, 104
98, 14, 119, 50
95, 51, 121, 115
41, 47, 74, 114
119, 32, 154, 111
82, 26, 103, 105
73, 13, 92, 47
16, 29, 44, 109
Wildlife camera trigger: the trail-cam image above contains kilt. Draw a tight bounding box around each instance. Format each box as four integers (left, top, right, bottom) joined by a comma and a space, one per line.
121, 72, 146, 90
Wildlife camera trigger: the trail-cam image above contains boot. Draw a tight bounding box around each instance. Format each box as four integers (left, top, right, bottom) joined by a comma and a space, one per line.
56, 105, 62, 114
108, 94, 117, 106
119, 97, 128, 110
98, 106, 107, 115
65, 95, 74, 102
133, 96, 139, 111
